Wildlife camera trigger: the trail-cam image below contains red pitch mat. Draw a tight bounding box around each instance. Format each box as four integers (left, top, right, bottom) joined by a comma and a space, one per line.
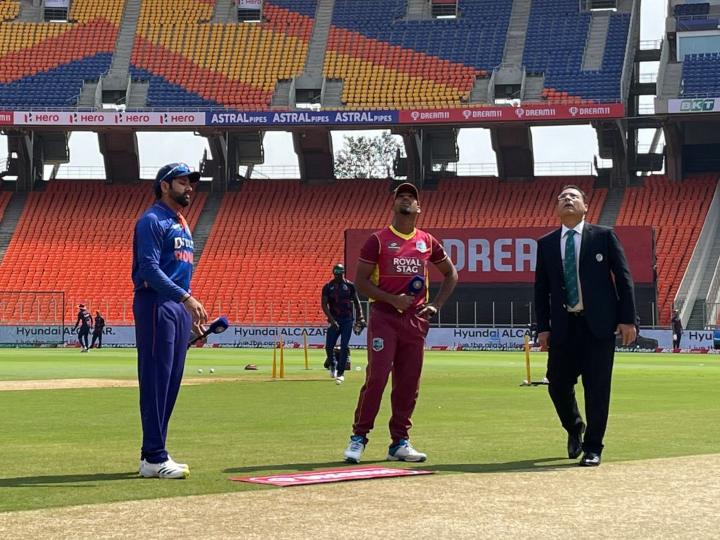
230, 466, 434, 487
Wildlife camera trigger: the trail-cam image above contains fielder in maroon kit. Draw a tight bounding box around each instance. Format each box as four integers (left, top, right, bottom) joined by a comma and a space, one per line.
343, 182, 458, 463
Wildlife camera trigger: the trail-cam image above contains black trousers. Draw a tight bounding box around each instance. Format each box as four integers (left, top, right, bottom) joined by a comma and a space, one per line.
673, 333, 682, 349
91, 331, 103, 348
546, 313, 615, 454
78, 328, 90, 349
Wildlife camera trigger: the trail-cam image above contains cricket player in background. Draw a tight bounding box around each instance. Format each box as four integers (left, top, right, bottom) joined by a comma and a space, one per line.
343, 182, 458, 463
132, 162, 207, 479
73, 304, 93, 352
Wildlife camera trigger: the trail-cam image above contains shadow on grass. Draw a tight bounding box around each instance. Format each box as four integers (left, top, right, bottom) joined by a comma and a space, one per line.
425, 457, 578, 473
0, 472, 138, 487
224, 457, 576, 475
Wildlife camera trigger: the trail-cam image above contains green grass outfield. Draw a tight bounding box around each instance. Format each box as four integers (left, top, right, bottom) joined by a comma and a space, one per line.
0, 348, 717, 512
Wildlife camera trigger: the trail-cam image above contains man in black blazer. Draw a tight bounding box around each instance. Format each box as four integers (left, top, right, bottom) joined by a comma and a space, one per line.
534, 185, 636, 466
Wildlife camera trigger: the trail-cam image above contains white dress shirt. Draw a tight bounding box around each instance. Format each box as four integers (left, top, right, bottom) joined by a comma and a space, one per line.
560, 221, 584, 311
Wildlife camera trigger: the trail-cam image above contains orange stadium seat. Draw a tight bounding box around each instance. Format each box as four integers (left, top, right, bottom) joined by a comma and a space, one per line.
0, 0, 19, 22
192, 177, 605, 325
0, 176, 707, 327
615, 175, 717, 325
0, 182, 206, 324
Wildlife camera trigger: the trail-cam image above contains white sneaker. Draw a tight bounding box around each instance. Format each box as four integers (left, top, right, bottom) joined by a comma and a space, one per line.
140, 457, 189, 473
386, 440, 427, 462
344, 435, 365, 464
139, 459, 190, 479
167, 455, 189, 471
335, 375, 345, 384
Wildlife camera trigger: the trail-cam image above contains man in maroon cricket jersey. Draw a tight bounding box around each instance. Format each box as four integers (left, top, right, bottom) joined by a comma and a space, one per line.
343, 182, 458, 463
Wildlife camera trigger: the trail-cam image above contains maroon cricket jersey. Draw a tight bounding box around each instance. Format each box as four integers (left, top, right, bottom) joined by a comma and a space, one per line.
359, 225, 448, 309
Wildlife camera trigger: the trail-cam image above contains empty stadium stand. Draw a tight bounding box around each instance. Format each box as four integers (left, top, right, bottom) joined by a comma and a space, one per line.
324, 0, 507, 108
615, 175, 717, 324
0, 175, 713, 327
524, 0, 630, 103
0, 178, 604, 325
0, 0, 636, 109
0, 0, 123, 107
192, 177, 605, 325
0, 181, 206, 324
130, 0, 315, 109
681, 53, 720, 98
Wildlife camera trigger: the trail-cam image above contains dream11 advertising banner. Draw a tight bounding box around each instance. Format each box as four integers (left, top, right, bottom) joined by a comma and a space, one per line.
343, 227, 655, 284
398, 103, 625, 124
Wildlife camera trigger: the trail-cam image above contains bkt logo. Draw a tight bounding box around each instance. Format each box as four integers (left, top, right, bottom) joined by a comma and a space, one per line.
680, 99, 716, 112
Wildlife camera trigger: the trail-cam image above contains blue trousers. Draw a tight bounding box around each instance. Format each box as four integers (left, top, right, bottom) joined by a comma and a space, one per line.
325, 319, 352, 376
134, 290, 191, 464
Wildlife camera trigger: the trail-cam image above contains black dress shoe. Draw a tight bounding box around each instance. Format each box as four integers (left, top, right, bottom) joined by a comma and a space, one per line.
579, 452, 601, 467
567, 423, 586, 459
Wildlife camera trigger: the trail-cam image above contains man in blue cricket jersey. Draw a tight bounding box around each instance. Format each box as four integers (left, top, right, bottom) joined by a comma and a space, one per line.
132, 162, 208, 479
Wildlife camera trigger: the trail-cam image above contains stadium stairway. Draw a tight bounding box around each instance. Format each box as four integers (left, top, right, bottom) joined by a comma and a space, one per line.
597, 186, 625, 226
17, 0, 41, 22
212, 0, 236, 23
297, 0, 334, 87
679, 181, 720, 330
0, 192, 27, 264
103, 0, 140, 94
191, 191, 223, 267
405, 0, 431, 20
501, 0, 532, 67
581, 11, 610, 72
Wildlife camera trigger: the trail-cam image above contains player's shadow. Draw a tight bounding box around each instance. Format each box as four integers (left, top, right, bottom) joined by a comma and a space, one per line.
424, 457, 578, 474
224, 457, 573, 475
0, 472, 138, 487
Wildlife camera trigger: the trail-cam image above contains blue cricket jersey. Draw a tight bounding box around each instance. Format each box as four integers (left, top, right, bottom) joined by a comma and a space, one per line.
132, 201, 194, 302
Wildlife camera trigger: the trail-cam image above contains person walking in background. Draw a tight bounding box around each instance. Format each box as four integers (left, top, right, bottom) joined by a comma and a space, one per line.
132, 162, 208, 479
534, 185, 636, 467
321, 263, 364, 383
671, 309, 683, 350
73, 304, 92, 352
91, 310, 105, 349
343, 182, 458, 464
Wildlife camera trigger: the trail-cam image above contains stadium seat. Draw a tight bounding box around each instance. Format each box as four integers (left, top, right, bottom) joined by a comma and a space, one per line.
523, 0, 630, 103
131, 0, 315, 109
615, 175, 716, 324
0, 181, 206, 324
191, 177, 605, 325
681, 53, 720, 97
0, 1, 124, 106
324, 0, 505, 109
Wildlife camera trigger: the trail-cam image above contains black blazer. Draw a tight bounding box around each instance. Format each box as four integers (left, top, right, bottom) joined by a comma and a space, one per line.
534, 223, 636, 343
